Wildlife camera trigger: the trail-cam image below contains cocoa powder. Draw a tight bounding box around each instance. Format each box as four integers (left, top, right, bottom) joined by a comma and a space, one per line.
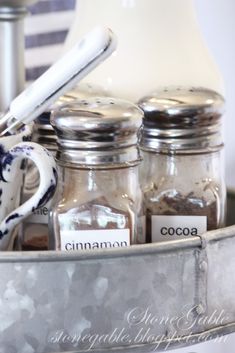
21, 234, 48, 251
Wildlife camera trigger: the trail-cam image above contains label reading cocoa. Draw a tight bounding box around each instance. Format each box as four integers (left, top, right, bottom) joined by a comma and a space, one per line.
152, 215, 207, 242
60, 229, 130, 251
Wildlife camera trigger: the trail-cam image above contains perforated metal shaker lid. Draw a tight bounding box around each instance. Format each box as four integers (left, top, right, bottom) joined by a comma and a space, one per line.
33, 84, 107, 150
138, 87, 225, 153
50, 97, 143, 166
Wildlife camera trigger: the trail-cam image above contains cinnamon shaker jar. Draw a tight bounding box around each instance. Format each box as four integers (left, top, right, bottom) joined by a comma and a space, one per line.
49, 97, 145, 251
138, 87, 226, 243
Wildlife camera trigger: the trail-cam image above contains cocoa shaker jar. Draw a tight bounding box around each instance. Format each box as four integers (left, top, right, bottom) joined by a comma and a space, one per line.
49, 97, 145, 251
138, 87, 226, 243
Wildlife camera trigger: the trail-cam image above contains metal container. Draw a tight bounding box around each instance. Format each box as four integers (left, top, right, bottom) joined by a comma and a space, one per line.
0, 192, 234, 352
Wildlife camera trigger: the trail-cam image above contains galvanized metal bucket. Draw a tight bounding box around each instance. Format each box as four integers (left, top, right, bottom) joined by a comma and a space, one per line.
0, 193, 235, 353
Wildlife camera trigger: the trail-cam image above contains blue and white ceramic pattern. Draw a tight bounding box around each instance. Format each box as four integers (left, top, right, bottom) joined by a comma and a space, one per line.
0, 126, 57, 250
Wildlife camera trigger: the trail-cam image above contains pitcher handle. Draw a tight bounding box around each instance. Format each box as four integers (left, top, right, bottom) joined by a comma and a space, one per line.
0, 142, 57, 250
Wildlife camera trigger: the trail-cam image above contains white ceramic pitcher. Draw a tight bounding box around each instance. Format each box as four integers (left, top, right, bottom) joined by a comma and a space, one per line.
64, 0, 224, 101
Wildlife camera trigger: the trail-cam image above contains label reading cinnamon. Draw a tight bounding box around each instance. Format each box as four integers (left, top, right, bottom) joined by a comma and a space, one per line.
60, 229, 130, 251
151, 215, 207, 242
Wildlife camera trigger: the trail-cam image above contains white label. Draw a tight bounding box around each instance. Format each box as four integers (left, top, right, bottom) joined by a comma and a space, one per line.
26, 201, 51, 224
152, 215, 207, 242
60, 229, 130, 251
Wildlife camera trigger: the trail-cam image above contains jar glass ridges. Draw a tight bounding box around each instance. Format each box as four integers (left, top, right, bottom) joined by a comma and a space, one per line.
49, 97, 145, 251
138, 87, 226, 243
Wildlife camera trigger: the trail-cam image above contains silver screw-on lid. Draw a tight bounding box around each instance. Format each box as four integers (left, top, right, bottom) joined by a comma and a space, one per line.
33, 112, 57, 151
138, 87, 225, 153
33, 84, 107, 150
51, 97, 143, 167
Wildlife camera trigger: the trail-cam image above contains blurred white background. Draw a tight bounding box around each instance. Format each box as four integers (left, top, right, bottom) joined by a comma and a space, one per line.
195, 0, 235, 189
24, 0, 235, 188
65, 0, 235, 189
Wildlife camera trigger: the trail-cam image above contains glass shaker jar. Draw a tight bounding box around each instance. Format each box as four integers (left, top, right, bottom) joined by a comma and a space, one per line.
138, 87, 226, 243
49, 97, 145, 251
19, 112, 57, 250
